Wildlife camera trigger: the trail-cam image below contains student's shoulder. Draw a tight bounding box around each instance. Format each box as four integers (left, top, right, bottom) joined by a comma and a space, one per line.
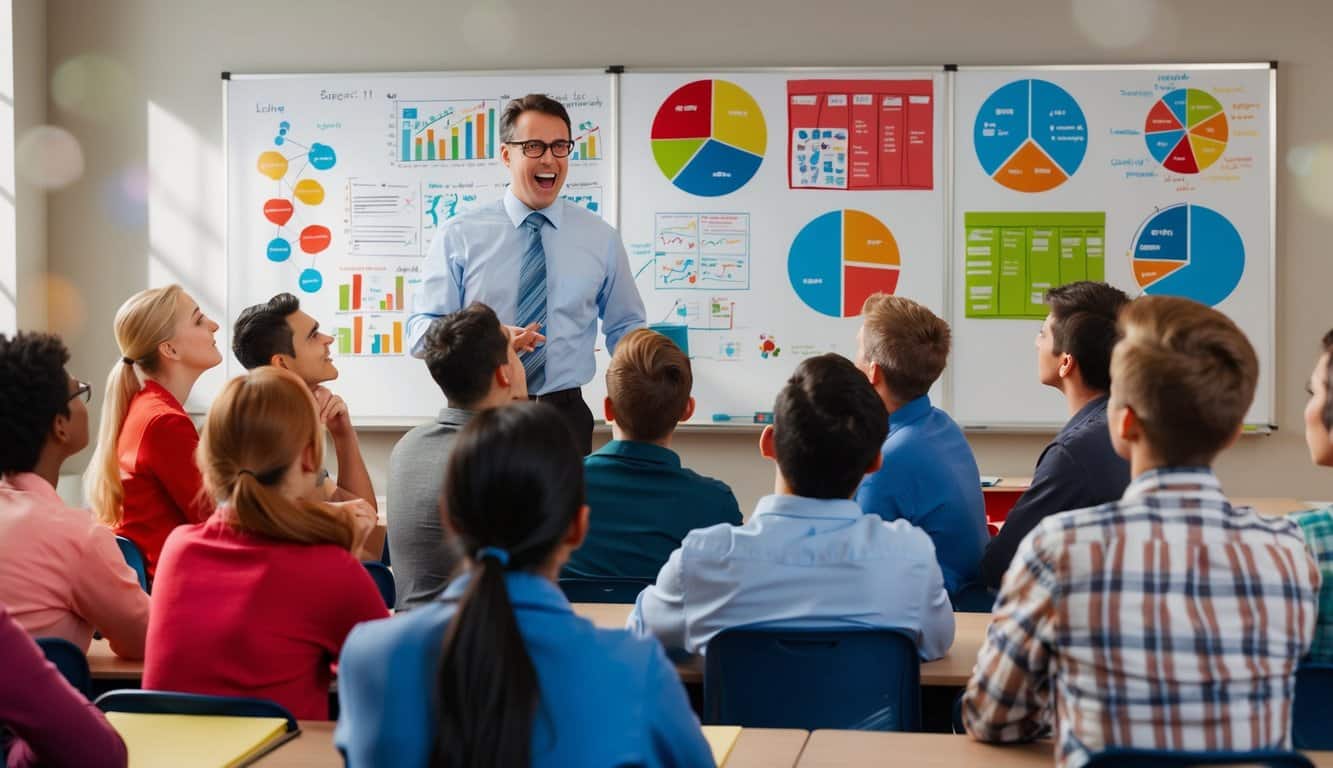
343, 602, 452, 666
674, 466, 739, 502
1292, 505, 1333, 539
677, 518, 745, 556
866, 514, 938, 555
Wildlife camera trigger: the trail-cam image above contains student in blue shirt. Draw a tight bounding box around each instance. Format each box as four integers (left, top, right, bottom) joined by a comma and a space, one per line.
631, 354, 955, 661
852, 294, 987, 599
563, 328, 741, 581
335, 403, 711, 768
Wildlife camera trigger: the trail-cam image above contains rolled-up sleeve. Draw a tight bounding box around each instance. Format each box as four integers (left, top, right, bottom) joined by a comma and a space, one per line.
409, 227, 466, 357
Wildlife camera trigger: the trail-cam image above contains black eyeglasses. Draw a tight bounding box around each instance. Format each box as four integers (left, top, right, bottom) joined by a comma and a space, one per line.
504, 139, 575, 159
68, 379, 92, 404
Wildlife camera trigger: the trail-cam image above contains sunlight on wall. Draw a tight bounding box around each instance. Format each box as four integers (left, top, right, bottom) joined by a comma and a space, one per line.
0, 0, 15, 336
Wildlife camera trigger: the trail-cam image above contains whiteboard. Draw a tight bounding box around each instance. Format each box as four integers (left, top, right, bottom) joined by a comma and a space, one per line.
950, 64, 1275, 428
599, 69, 947, 427
224, 70, 616, 424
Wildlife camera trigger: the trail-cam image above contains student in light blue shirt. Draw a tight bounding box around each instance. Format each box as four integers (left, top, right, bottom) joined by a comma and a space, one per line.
852, 294, 987, 598
336, 403, 711, 768
630, 354, 955, 661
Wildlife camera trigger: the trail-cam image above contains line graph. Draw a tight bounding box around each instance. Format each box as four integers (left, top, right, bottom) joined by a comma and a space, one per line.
652, 213, 750, 290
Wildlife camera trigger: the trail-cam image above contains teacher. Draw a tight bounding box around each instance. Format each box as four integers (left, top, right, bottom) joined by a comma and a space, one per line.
407, 94, 646, 454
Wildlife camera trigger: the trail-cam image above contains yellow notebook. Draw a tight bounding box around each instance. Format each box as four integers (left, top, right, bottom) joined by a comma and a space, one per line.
106, 713, 295, 768
702, 725, 742, 766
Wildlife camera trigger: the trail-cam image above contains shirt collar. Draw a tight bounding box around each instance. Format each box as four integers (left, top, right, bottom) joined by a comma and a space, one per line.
889, 394, 932, 430
0, 471, 63, 504
441, 570, 573, 615
503, 187, 563, 231
592, 440, 681, 468
436, 407, 474, 428
752, 493, 865, 522
1121, 466, 1225, 504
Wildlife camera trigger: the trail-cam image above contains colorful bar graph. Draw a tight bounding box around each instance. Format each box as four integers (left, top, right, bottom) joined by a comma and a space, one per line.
334, 316, 406, 356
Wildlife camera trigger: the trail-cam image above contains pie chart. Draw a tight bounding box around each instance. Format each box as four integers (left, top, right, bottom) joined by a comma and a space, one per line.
788, 210, 900, 318
1131, 203, 1244, 306
650, 79, 766, 197
975, 79, 1087, 193
1144, 88, 1228, 174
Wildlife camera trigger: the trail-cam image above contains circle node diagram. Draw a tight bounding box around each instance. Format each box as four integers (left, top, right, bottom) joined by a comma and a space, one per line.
651, 79, 766, 197
788, 209, 900, 318
1131, 203, 1244, 306
974, 79, 1087, 193
1144, 88, 1228, 174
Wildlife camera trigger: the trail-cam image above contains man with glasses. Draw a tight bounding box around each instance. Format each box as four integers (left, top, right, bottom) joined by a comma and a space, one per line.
407, 94, 645, 454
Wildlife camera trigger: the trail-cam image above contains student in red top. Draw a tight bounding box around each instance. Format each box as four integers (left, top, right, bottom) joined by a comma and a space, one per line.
143, 366, 387, 720
85, 284, 222, 577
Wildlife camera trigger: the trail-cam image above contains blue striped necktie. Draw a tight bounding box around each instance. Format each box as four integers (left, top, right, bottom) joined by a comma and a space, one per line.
515, 211, 548, 393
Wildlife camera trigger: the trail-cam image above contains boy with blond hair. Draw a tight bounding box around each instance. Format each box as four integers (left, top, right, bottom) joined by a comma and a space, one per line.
963, 296, 1319, 767
563, 328, 740, 580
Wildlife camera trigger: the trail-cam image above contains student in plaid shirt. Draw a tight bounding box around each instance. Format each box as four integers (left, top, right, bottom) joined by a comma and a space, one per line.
962, 296, 1320, 767
1293, 330, 1333, 662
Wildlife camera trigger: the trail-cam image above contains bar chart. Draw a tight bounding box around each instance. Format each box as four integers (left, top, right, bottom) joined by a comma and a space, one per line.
336, 272, 418, 314
397, 99, 499, 164
570, 122, 603, 160
335, 316, 405, 357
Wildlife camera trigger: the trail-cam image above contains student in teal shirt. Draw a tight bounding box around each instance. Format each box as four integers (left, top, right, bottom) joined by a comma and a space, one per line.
563, 329, 741, 581
336, 403, 711, 767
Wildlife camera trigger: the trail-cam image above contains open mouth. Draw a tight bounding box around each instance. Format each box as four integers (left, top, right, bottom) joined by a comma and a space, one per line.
535, 172, 557, 190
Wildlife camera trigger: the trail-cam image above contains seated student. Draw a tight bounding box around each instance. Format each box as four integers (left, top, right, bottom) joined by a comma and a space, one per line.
562, 328, 740, 581
963, 296, 1319, 766
0, 333, 148, 657
978, 282, 1132, 590
852, 293, 987, 597
1293, 329, 1333, 662
143, 367, 387, 720
0, 603, 127, 768
630, 354, 954, 661
85, 285, 221, 578
232, 293, 375, 507
388, 303, 526, 610
337, 403, 712, 767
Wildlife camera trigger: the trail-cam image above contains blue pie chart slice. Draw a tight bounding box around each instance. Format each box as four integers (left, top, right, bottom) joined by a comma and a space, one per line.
1132, 204, 1244, 307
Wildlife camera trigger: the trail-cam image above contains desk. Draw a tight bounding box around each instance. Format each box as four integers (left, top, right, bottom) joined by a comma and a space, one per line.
87, 638, 143, 681
983, 477, 1031, 523
254, 721, 809, 767
795, 731, 1333, 768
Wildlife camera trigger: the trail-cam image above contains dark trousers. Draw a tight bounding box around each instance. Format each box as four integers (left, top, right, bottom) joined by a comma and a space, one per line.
530, 388, 594, 456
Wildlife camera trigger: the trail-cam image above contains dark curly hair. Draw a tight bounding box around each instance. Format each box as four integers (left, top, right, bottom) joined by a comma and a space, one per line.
0, 332, 72, 474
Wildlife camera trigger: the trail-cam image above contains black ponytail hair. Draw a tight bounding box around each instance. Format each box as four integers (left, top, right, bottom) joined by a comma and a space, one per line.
430, 402, 585, 768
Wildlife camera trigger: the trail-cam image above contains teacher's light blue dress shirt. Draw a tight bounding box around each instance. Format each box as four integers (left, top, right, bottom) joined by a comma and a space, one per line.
335, 572, 712, 768
628, 494, 955, 661
407, 188, 646, 395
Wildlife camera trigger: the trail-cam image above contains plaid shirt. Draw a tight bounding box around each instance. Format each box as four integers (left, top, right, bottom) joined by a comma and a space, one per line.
963, 467, 1319, 768
1293, 506, 1333, 663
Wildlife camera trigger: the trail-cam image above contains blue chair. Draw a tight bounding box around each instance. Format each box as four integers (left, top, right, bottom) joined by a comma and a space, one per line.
362, 561, 395, 609
115, 536, 149, 593
36, 637, 91, 698
94, 690, 297, 734
1083, 748, 1313, 767
703, 626, 920, 731
1293, 662, 1333, 749
557, 577, 652, 604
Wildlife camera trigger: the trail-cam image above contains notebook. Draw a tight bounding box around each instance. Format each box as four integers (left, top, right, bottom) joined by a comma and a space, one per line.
106, 712, 296, 768
702, 725, 742, 766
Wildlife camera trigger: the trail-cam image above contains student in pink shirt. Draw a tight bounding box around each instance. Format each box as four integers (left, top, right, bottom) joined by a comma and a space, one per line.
0, 332, 148, 658
144, 367, 387, 720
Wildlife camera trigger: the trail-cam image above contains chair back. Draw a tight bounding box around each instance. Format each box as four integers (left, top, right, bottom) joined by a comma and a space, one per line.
36, 637, 91, 698
362, 561, 395, 609
949, 582, 996, 613
94, 690, 297, 733
703, 625, 920, 731
115, 535, 149, 592
1083, 748, 1314, 767
1293, 662, 1333, 749
558, 577, 652, 604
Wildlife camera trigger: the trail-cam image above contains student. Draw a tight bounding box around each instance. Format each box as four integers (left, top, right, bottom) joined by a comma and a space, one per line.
388, 303, 526, 610
0, 332, 148, 657
143, 367, 387, 720
337, 403, 712, 767
852, 293, 987, 597
0, 603, 127, 768
562, 328, 740, 581
1292, 329, 1333, 662
978, 282, 1131, 590
85, 285, 221, 578
232, 292, 375, 507
963, 296, 1319, 765
630, 354, 954, 661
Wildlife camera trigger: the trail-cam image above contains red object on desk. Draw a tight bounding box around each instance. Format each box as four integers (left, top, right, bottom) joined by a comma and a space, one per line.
982, 478, 1032, 525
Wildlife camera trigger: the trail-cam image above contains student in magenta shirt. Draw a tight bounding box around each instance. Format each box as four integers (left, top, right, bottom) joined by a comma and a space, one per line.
0, 332, 147, 657
84, 285, 222, 578
145, 367, 386, 720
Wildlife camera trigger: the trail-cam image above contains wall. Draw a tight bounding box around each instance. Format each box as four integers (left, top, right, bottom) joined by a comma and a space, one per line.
42, 0, 1333, 511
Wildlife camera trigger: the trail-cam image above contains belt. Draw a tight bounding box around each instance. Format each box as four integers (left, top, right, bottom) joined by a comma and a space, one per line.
529, 387, 583, 405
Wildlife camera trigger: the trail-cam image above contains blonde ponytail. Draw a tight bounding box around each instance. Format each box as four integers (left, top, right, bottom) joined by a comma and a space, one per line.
85, 285, 185, 526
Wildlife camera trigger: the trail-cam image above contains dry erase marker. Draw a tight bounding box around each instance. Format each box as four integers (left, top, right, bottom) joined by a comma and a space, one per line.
711, 413, 751, 423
